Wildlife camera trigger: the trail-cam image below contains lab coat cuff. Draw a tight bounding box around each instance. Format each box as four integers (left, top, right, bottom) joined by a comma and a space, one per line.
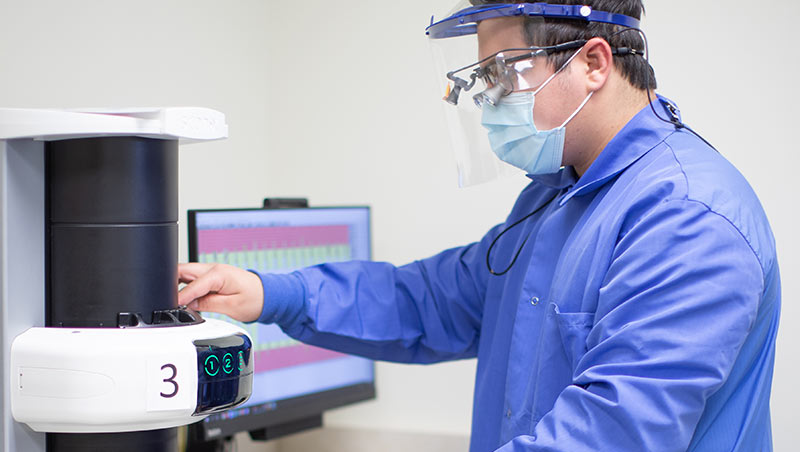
250, 271, 307, 328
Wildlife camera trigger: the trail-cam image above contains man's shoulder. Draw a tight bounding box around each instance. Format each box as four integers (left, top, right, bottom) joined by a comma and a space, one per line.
625, 130, 776, 274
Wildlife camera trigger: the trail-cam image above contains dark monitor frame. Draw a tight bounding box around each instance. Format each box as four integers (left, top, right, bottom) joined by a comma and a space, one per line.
186, 203, 376, 447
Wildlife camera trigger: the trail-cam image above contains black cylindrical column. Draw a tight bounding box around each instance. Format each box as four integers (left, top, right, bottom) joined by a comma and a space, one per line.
45, 136, 179, 452
46, 136, 178, 327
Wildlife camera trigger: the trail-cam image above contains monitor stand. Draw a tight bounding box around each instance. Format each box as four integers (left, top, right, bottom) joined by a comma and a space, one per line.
249, 414, 323, 442
187, 415, 322, 451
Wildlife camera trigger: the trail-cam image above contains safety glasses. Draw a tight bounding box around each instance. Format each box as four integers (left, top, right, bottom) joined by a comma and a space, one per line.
445, 40, 587, 107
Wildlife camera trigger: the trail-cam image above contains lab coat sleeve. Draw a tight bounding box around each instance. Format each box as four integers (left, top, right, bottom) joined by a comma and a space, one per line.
498, 199, 765, 451
255, 224, 503, 364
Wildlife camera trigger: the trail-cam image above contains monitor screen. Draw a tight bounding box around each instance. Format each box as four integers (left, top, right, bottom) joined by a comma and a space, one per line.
187, 207, 375, 442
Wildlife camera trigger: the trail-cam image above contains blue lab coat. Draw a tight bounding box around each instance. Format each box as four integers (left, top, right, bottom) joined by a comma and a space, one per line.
255, 97, 780, 452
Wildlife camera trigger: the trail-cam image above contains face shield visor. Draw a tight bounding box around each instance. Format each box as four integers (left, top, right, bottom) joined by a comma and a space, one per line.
426, 1, 641, 187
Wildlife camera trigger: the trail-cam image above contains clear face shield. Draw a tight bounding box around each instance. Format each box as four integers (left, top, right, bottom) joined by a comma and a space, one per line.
429, 13, 552, 187
426, 1, 641, 187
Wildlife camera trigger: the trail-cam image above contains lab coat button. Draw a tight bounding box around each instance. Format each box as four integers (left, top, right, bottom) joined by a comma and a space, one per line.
506, 409, 512, 418
530, 296, 540, 306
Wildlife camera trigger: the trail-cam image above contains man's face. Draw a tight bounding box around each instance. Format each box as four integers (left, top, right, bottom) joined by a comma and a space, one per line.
476, 17, 586, 132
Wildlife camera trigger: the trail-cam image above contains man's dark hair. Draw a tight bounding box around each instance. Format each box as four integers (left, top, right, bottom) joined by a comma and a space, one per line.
470, 1, 656, 90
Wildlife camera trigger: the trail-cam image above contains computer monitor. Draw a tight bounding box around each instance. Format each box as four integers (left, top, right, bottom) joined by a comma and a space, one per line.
186, 206, 375, 445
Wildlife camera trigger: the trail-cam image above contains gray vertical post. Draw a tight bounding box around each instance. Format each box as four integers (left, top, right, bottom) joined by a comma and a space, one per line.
0, 139, 47, 452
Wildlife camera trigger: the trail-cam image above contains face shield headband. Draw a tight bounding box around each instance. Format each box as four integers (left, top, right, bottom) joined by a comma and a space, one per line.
426, 2, 641, 39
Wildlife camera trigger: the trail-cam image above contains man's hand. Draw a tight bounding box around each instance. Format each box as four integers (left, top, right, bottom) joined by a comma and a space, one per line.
177, 263, 264, 323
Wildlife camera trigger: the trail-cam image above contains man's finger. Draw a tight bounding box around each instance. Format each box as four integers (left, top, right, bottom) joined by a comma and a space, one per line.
189, 293, 250, 322
178, 262, 213, 283
177, 270, 222, 306
188, 293, 227, 314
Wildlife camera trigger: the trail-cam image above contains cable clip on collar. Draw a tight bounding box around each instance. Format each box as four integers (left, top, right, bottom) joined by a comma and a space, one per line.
659, 97, 683, 127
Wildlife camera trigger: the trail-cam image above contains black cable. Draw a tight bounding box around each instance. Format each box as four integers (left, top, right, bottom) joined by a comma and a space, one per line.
616, 27, 719, 152
487, 192, 559, 276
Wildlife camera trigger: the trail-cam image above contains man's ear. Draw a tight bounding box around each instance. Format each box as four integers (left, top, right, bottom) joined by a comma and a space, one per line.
581, 37, 613, 91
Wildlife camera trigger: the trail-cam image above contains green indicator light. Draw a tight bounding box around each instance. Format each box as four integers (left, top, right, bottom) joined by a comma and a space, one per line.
238, 351, 245, 371
222, 353, 234, 374
204, 355, 220, 377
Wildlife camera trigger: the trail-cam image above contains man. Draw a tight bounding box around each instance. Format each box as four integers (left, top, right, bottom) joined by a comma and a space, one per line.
178, 1, 780, 451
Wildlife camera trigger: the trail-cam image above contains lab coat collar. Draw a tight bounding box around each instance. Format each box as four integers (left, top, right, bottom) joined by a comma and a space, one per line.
528, 166, 579, 190
556, 94, 681, 206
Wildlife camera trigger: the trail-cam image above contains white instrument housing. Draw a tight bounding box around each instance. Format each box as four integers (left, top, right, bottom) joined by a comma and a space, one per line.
10, 318, 253, 433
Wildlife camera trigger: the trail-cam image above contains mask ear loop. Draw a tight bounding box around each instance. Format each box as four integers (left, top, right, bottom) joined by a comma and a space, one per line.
558, 91, 594, 128
529, 46, 584, 96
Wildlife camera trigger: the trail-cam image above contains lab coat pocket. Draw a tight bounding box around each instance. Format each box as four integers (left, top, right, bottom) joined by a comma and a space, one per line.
552, 304, 594, 371
530, 303, 595, 425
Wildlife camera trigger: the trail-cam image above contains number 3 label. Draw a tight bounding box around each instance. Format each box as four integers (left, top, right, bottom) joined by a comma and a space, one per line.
160, 364, 179, 398
147, 359, 191, 412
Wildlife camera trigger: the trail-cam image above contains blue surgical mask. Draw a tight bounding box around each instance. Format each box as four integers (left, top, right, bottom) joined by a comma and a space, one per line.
480, 90, 593, 176
479, 47, 593, 176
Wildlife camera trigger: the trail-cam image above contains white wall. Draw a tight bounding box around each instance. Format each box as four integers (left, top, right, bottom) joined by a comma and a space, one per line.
0, 0, 796, 450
